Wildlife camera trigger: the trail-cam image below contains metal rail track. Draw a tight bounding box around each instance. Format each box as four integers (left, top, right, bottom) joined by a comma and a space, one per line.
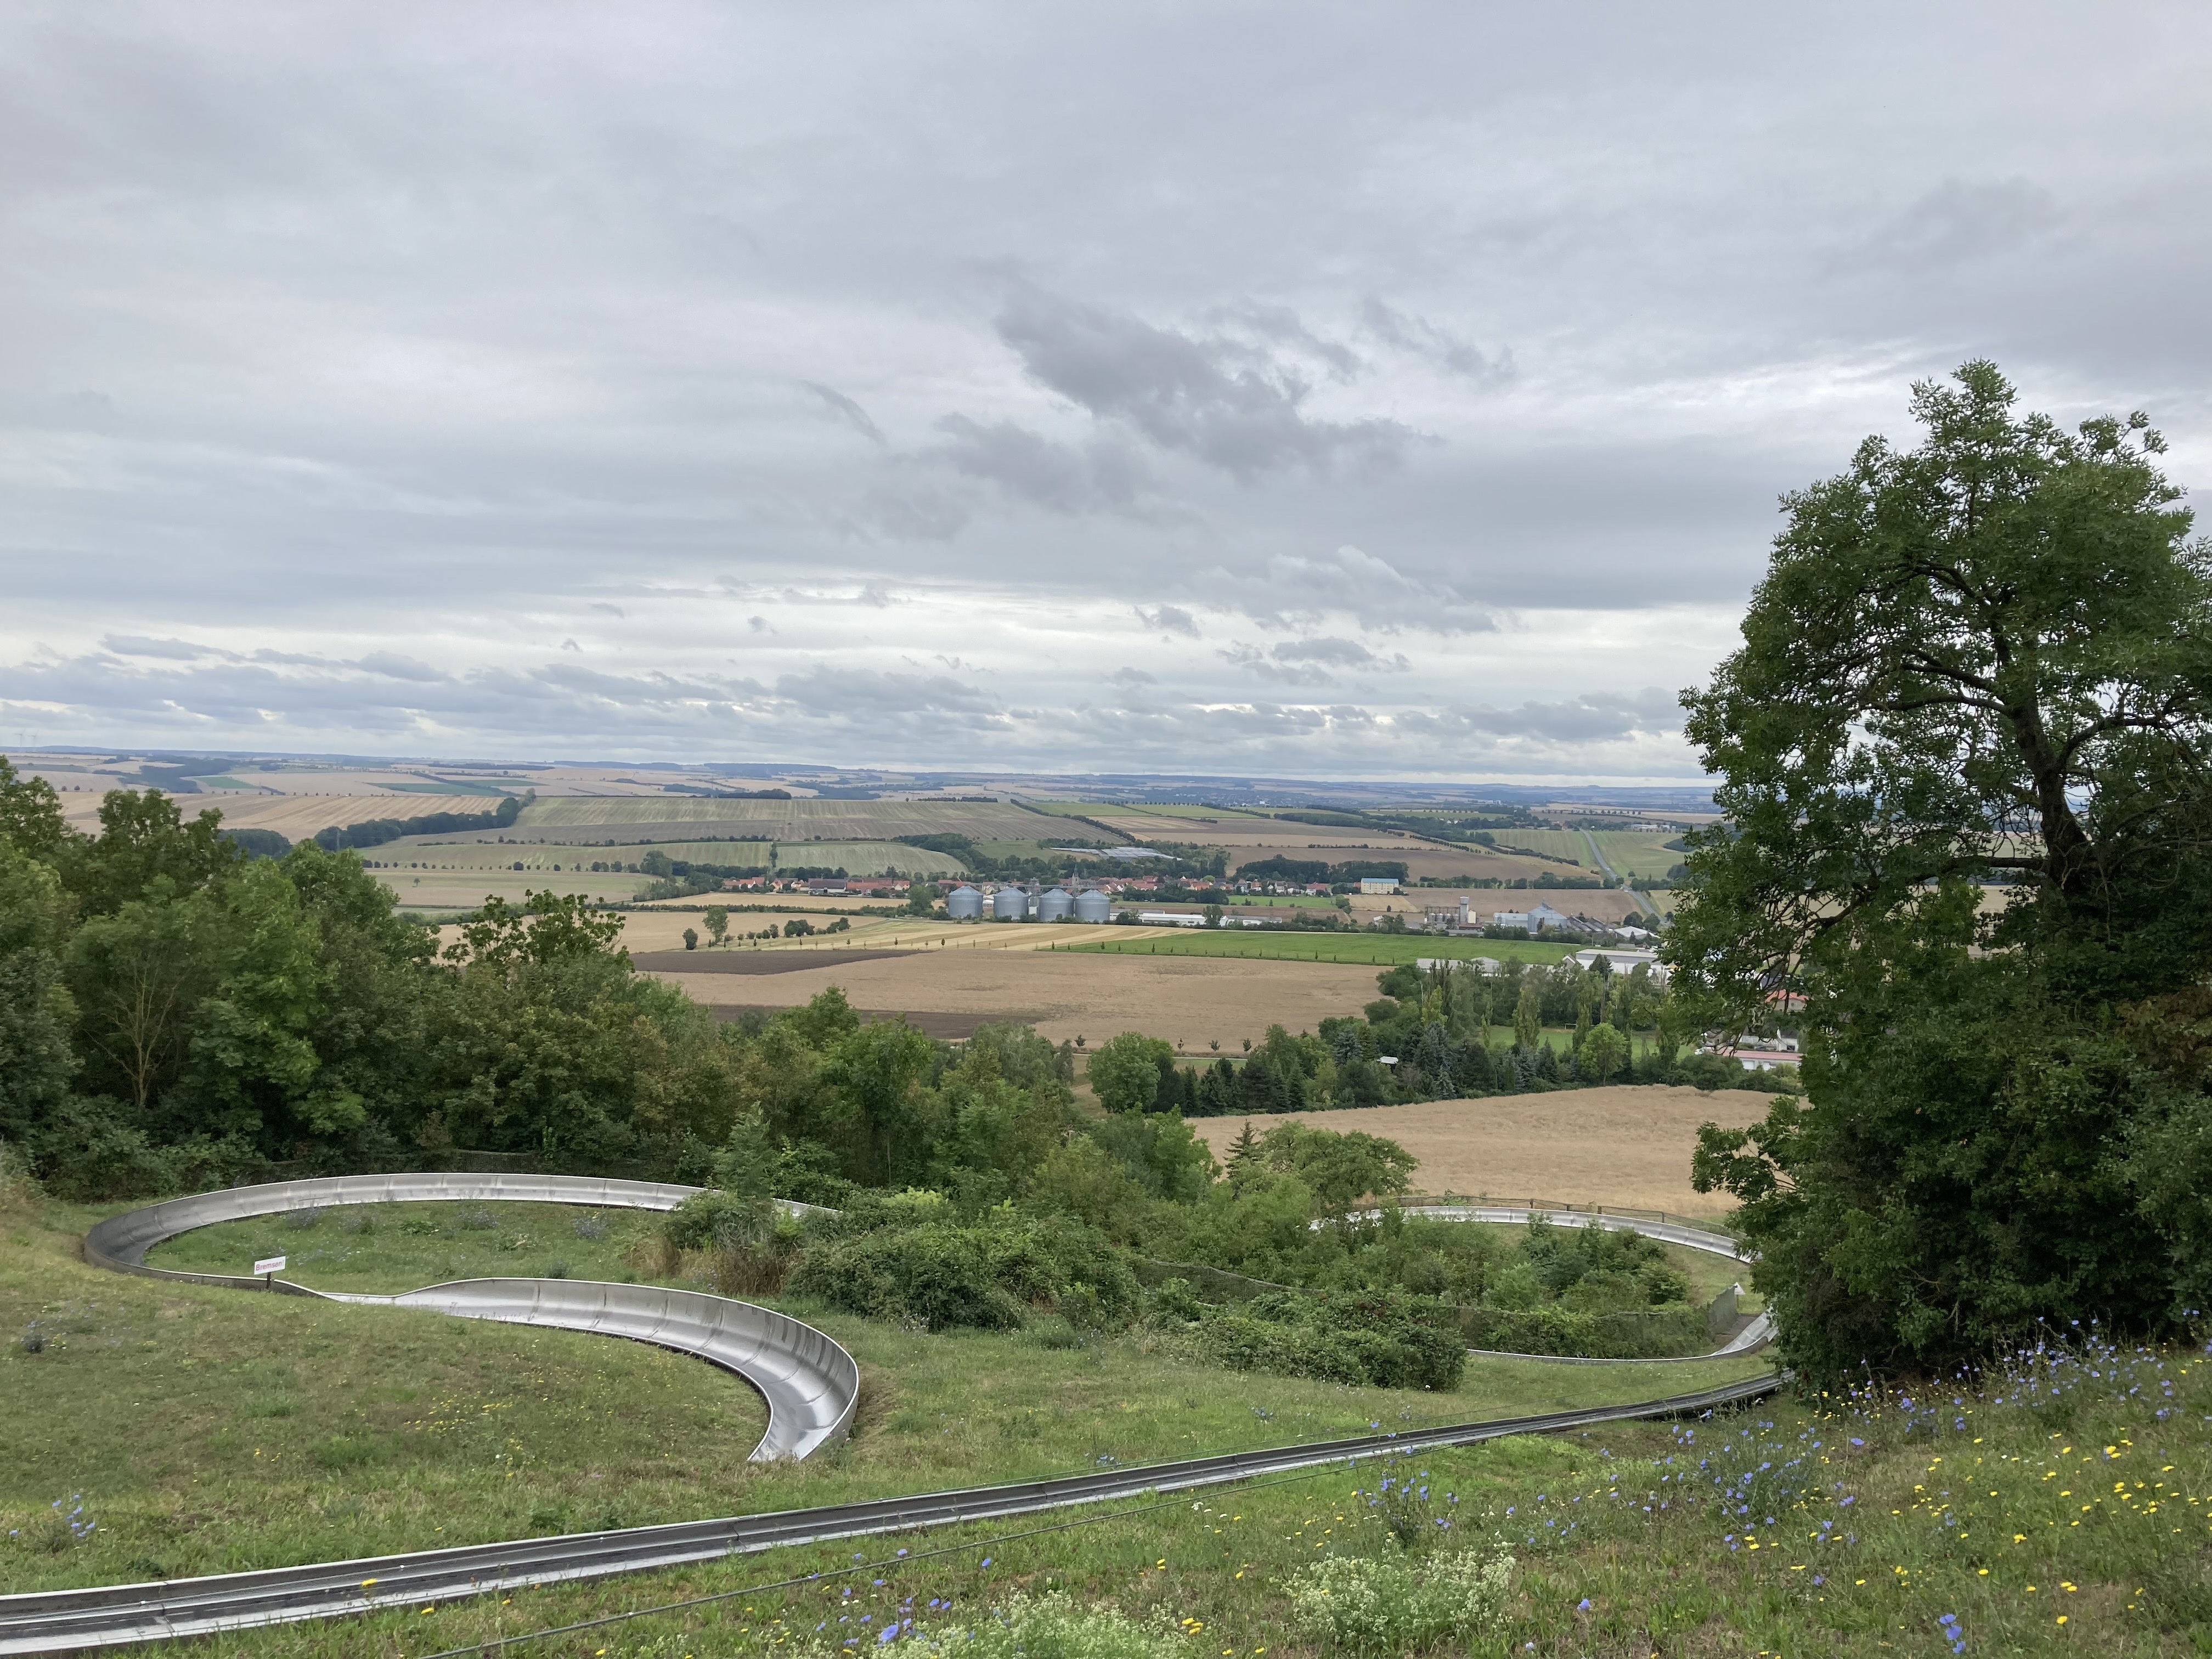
7, 1176, 1780, 1652
0, 1373, 1778, 1654
77, 1172, 855, 1465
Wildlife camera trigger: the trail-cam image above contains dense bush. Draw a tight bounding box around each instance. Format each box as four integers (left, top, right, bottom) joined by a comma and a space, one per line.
1193, 1289, 1464, 1390
788, 1207, 1139, 1332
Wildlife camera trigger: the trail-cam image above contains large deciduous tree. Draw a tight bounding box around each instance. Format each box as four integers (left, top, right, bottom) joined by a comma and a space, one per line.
1674, 363, 2212, 1381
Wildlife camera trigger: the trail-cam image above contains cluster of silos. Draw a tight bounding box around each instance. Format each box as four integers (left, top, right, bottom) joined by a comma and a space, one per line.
944, 882, 1112, 922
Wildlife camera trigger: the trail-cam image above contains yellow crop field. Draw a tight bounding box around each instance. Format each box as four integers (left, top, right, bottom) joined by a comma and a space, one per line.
1188, 1087, 1779, 1214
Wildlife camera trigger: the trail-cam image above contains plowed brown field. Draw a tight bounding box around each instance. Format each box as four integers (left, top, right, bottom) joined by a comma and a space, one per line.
654, 944, 1383, 1050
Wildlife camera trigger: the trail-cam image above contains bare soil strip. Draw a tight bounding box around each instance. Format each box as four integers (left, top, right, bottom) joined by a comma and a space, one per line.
630, 948, 919, 976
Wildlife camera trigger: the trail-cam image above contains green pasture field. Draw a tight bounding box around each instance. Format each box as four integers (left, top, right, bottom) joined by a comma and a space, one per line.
1058, 933, 1576, 967
1494, 829, 1683, 883
1014, 800, 1121, 817
8, 1190, 1765, 1595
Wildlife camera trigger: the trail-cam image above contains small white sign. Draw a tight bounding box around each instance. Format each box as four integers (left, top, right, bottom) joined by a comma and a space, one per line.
252, 1255, 287, 1277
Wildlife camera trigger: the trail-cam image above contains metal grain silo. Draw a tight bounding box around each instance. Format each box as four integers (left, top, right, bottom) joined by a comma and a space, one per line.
1037, 887, 1074, 922
991, 884, 1028, 921
946, 885, 984, 919
1073, 888, 1111, 923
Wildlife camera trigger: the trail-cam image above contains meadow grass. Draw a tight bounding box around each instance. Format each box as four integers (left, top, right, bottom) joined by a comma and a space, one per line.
8, 1191, 1766, 1596
112, 1328, 2212, 1657
1059, 934, 1575, 967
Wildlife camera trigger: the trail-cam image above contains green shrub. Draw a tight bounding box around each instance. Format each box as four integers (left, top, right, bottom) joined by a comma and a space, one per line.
1284, 1547, 1514, 1654
1194, 1290, 1464, 1390
788, 1213, 1138, 1333
663, 1188, 772, 1251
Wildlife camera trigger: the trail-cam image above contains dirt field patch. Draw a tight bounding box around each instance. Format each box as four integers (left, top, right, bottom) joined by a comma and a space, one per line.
1189, 1088, 1782, 1215
631, 948, 917, 976
656, 949, 1384, 1049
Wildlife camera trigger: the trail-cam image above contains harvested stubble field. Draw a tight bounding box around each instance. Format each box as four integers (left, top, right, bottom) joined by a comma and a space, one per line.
376, 868, 651, 912
655, 934, 1387, 1048
515, 796, 1051, 840
65, 791, 507, 838
1189, 1087, 1781, 1214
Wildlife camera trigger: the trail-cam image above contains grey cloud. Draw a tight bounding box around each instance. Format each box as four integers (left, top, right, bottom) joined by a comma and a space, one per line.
591, 602, 626, 618
1359, 298, 1512, 385
1110, 665, 1156, 687
800, 381, 887, 445
1219, 641, 1334, 686
1397, 689, 1682, 744
101, 634, 219, 660
1210, 301, 1364, 380
1857, 178, 2061, 271
747, 615, 774, 633
1135, 603, 1200, 636
1271, 636, 1410, 672
993, 283, 1419, 479
855, 582, 894, 608
1243, 545, 1497, 635
560, 637, 582, 652
934, 415, 1151, 515
352, 652, 447, 682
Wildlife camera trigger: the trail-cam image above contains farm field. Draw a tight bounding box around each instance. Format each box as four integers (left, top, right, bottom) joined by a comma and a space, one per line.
1502, 828, 1685, 881
9, 1188, 1768, 1598
656, 940, 1391, 1048
1064, 932, 1576, 967
62, 791, 509, 838
1188, 1086, 1781, 1214
373, 867, 652, 912
516, 796, 1052, 840
772, 840, 967, 875
1350, 886, 1658, 927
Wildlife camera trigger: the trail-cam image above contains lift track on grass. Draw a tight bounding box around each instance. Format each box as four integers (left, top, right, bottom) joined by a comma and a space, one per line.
2, 1176, 1779, 1653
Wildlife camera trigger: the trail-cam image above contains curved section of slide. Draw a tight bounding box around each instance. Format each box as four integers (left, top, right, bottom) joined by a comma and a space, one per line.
80, 1173, 856, 1463
10, 1181, 1780, 1654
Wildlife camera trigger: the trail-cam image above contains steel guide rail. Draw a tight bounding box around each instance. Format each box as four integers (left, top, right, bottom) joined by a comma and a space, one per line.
6, 1175, 1781, 1652
0, 1374, 1779, 1653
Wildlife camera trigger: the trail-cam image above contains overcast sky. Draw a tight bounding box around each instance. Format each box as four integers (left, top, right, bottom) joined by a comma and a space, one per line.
3, 2, 2207, 781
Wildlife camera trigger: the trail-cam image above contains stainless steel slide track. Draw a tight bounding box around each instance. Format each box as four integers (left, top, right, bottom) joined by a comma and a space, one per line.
0, 1373, 1779, 1655
10, 1178, 1779, 1653
79, 1173, 857, 1462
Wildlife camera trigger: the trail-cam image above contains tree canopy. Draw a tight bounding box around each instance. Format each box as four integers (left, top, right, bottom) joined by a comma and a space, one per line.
1677, 364, 2212, 1380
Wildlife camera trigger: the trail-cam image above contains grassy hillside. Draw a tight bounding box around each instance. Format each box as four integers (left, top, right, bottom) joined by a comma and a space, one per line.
6, 1190, 1762, 1595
